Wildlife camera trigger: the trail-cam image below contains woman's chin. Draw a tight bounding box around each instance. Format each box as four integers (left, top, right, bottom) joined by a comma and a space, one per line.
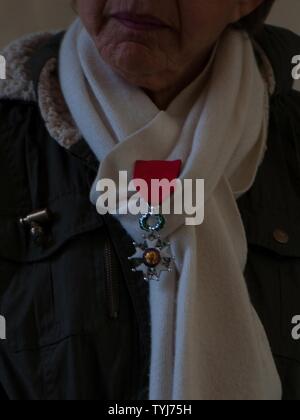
101, 41, 164, 80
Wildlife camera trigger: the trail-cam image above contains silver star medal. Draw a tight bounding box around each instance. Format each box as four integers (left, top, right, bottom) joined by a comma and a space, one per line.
128, 208, 174, 282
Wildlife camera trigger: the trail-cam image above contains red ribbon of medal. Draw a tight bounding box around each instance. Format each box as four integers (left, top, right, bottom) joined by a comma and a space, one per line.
133, 160, 182, 206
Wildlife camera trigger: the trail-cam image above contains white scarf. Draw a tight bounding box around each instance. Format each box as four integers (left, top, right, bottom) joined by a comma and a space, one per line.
59, 19, 282, 400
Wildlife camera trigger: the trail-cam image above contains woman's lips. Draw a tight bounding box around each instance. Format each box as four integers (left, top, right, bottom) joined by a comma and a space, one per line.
111, 12, 170, 31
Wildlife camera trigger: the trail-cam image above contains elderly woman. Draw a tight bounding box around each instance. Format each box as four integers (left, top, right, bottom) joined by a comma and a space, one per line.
0, 0, 299, 401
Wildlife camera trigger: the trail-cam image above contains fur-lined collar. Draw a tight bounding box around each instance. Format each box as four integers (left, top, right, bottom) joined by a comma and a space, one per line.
0, 32, 53, 102
0, 32, 81, 149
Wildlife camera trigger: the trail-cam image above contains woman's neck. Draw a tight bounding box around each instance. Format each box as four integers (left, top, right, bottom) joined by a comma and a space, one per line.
143, 46, 215, 110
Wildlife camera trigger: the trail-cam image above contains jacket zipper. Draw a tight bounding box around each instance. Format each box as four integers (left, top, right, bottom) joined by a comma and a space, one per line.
104, 239, 119, 320
103, 222, 143, 398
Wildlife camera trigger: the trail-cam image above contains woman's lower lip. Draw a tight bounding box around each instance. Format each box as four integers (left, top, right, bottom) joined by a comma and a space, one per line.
114, 17, 167, 31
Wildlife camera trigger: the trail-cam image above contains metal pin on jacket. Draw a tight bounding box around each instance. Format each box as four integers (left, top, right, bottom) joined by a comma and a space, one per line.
19, 209, 52, 245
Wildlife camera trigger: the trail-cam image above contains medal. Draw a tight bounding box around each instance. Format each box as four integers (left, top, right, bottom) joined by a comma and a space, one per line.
129, 160, 182, 282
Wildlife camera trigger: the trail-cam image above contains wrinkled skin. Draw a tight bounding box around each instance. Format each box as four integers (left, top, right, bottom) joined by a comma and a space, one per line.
76, 0, 264, 108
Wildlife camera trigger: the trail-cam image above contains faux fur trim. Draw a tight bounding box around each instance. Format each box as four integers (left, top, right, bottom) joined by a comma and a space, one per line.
0, 32, 81, 149
38, 58, 81, 148
0, 32, 54, 102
